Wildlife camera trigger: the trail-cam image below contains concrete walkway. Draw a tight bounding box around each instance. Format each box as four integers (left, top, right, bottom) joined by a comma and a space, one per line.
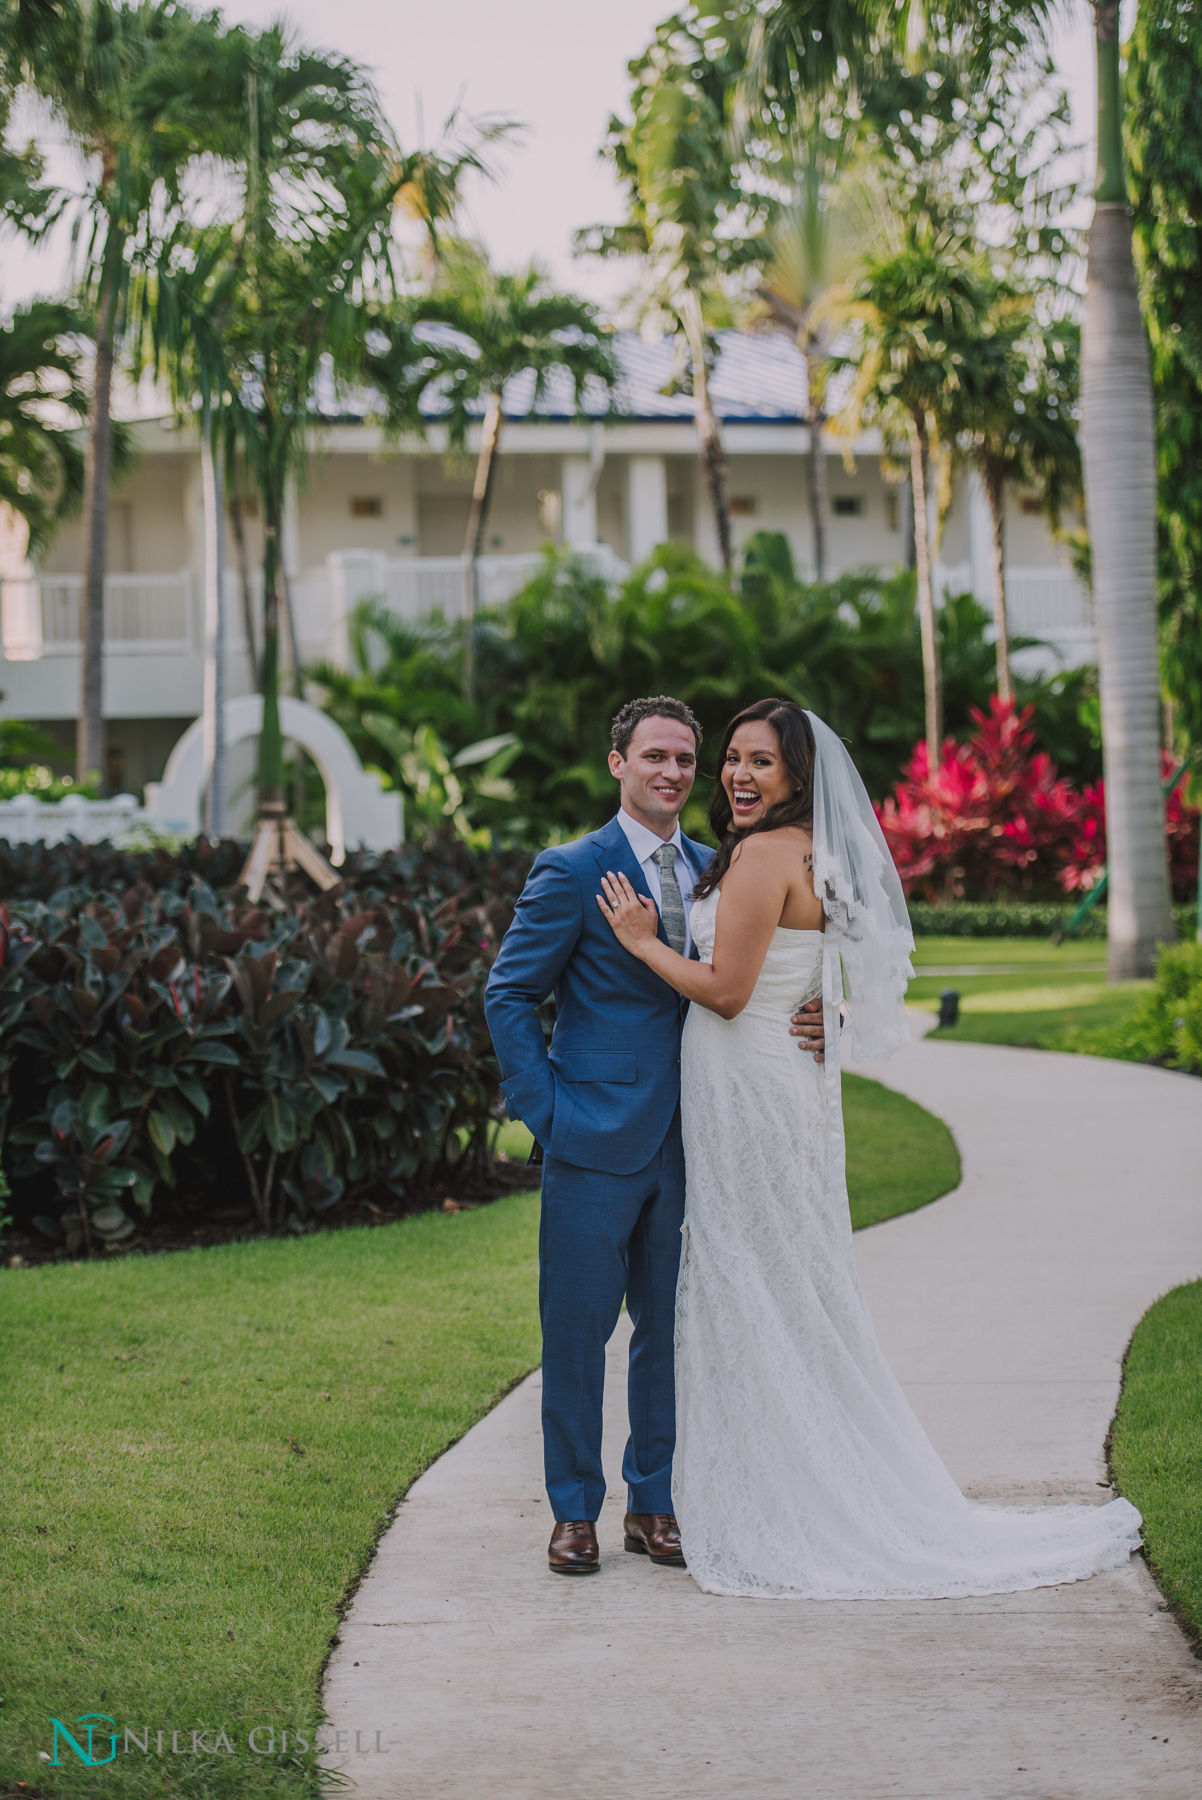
323, 1038, 1202, 1799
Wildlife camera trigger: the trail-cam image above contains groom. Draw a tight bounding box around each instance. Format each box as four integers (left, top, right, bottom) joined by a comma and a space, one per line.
485, 695, 825, 1574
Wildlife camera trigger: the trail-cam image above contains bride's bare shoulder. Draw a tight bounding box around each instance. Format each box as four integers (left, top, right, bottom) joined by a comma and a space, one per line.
728, 826, 812, 873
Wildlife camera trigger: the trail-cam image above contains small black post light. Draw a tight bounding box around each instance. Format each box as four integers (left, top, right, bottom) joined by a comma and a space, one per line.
938, 989, 960, 1029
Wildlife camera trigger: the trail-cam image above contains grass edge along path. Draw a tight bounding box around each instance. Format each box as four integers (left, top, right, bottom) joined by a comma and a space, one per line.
1, 1077, 958, 1799
844, 1073, 960, 1228
1109, 1279, 1202, 1651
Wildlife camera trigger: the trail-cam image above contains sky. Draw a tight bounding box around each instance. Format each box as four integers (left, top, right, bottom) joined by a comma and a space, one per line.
2, 0, 1113, 318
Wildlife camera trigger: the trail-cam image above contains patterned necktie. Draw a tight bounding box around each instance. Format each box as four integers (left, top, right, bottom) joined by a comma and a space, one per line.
652, 843, 688, 954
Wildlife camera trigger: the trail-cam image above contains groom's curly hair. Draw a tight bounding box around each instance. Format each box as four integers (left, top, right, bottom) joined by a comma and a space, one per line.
610, 695, 702, 758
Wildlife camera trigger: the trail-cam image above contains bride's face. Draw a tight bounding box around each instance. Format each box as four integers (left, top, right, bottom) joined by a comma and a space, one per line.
722, 722, 794, 829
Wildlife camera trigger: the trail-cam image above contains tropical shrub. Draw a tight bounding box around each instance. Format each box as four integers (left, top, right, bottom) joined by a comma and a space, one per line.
310, 538, 1105, 840
0, 840, 535, 1256
1089, 940, 1202, 1073
0, 722, 101, 801
0, 765, 102, 801
877, 699, 1200, 902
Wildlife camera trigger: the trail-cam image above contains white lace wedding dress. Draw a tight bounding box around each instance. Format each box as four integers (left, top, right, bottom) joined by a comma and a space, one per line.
674, 882, 1143, 1600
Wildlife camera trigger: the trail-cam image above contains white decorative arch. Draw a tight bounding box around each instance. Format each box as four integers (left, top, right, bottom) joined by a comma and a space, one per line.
144, 695, 402, 862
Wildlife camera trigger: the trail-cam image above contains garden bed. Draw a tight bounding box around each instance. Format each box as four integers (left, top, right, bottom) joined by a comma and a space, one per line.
0, 837, 536, 1261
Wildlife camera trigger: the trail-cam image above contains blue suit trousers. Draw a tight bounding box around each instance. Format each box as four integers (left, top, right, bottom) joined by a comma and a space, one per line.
539, 1111, 686, 1523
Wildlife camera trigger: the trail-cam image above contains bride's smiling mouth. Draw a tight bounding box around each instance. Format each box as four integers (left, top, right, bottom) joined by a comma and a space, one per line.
732, 788, 763, 818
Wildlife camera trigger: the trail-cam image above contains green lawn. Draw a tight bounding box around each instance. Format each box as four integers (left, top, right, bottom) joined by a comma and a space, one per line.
2, 1076, 957, 1798
1109, 1280, 1202, 1647
0, 1198, 544, 1799
910, 934, 1149, 1054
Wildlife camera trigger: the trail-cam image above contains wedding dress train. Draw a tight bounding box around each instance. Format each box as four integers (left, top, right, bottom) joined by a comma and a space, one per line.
674, 883, 1142, 1600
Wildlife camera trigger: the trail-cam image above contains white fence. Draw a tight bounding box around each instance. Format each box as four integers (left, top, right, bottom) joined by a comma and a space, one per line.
0, 571, 197, 660
0, 793, 141, 844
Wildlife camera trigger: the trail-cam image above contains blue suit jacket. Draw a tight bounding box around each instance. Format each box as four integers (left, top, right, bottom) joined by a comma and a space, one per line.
484, 814, 711, 1176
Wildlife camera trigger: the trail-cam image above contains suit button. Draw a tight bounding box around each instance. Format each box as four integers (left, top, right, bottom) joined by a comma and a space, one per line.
674, 1058, 681, 1068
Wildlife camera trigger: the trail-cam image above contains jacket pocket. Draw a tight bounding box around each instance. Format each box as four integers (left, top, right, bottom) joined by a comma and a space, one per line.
550, 1050, 637, 1084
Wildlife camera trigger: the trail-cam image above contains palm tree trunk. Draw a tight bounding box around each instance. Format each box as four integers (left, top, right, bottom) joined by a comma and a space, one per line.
259, 478, 285, 806
909, 418, 942, 765
77, 231, 123, 786
807, 403, 829, 581
280, 473, 301, 695
461, 389, 503, 706
1082, 0, 1175, 979
680, 291, 732, 572
981, 458, 1012, 704
228, 458, 259, 686
201, 409, 228, 836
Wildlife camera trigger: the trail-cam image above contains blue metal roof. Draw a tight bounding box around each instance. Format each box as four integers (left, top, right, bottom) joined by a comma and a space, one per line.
320, 327, 809, 427
488, 329, 809, 424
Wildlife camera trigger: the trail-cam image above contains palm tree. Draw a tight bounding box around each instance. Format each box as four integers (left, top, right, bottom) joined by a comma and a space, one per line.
752, 124, 891, 578
1080, 0, 1175, 977
5, 0, 220, 784
216, 28, 522, 830
837, 231, 997, 762
955, 312, 1081, 702
200, 24, 391, 843
392, 105, 517, 282
580, 13, 756, 571
139, 220, 241, 832
380, 245, 618, 703
0, 303, 87, 558
735, 0, 1174, 973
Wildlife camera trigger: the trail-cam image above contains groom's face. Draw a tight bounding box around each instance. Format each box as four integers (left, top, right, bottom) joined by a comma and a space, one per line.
609, 716, 698, 834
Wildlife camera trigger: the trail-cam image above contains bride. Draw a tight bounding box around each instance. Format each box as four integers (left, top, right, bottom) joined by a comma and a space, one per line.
596, 697, 1141, 1600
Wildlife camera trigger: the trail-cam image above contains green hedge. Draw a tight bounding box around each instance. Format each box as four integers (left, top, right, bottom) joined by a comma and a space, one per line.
0, 839, 535, 1256
908, 900, 1197, 938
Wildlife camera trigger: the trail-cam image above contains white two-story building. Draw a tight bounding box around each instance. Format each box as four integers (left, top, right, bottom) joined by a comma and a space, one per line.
0, 329, 1092, 801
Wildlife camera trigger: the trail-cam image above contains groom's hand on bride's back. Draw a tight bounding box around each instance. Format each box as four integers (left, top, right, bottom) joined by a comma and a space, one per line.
789, 998, 825, 1063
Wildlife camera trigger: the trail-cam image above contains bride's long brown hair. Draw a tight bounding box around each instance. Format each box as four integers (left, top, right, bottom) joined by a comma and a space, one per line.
693, 699, 816, 900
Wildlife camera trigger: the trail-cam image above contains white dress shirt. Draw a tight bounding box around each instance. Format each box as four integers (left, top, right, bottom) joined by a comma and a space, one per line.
614, 808, 698, 957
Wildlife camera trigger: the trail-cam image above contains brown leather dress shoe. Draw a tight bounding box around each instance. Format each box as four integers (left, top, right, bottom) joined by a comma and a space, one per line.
548, 1520, 600, 1575
623, 1511, 686, 1567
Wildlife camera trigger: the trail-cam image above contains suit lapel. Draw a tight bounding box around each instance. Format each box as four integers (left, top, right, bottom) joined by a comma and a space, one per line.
593, 815, 668, 948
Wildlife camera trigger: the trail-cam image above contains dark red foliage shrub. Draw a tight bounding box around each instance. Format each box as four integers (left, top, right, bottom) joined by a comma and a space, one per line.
0, 837, 537, 1257
876, 699, 1199, 903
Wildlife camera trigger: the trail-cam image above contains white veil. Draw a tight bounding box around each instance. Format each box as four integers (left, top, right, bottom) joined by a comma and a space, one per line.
804, 710, 915, 1064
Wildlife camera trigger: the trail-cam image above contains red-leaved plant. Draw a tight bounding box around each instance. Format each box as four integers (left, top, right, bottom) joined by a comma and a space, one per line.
876, 699, 1199, 903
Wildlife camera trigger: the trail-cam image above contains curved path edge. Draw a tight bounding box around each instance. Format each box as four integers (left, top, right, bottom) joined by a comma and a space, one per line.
323, 1033, 1202, 1800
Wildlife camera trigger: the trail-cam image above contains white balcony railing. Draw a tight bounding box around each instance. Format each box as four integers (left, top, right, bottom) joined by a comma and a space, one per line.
324, 546, 628, 634
1, 551, 629, 666
1, 571, 197, 660
1, 551, 1092, 669
1004, 567, 1095, 637
935, 561, 1095, 648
